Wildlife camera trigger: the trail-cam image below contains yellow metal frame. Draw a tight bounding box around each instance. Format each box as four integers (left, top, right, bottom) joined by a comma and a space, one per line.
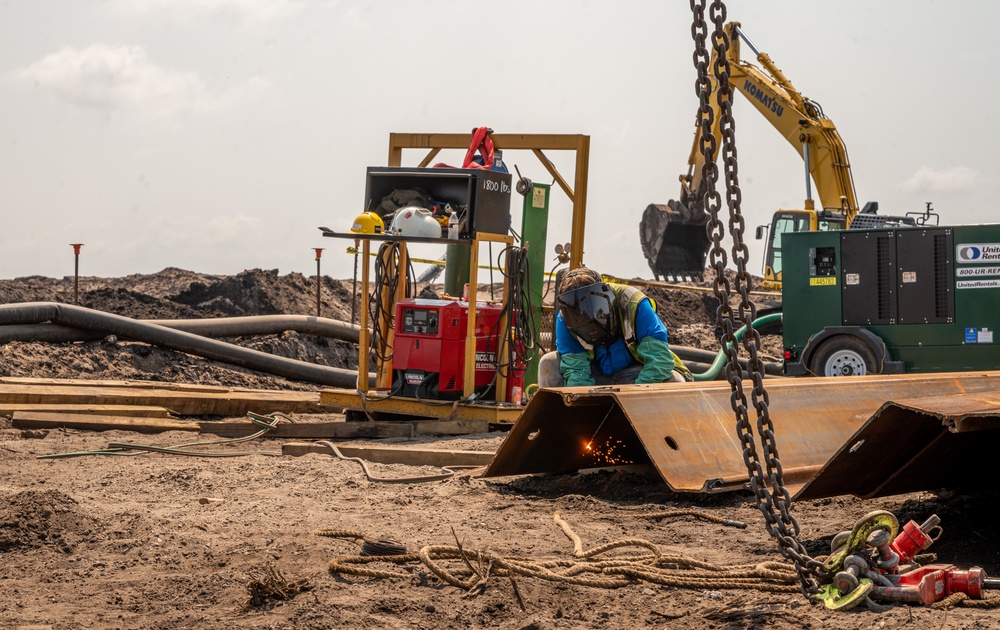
387, 133, 591, 269
318, 387, 523, 424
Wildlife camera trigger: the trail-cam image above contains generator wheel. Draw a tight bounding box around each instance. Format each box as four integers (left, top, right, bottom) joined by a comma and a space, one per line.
810, 336, 877, 377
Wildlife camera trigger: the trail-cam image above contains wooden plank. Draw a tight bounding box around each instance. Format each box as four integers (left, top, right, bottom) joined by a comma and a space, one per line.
0, 376, 276, 393
411, 418, 490, 435
198, 421, 413, 439
0, 404, 175, 418
0, 383, 327, 416
12, 412, 200, 434
282, 441, 495, 467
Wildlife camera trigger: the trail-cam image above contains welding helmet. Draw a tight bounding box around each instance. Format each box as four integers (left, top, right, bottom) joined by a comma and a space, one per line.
557, 282, 619, 347
350, 211, 384, 234
389, 206, 443, 238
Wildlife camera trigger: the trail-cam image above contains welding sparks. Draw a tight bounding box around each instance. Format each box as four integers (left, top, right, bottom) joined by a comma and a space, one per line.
583, 403, 616, 457
584, 436, 633, 466
581, 404, 632, 464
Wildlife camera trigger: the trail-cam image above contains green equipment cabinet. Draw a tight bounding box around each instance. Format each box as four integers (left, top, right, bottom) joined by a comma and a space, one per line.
781, 224, 1000, 376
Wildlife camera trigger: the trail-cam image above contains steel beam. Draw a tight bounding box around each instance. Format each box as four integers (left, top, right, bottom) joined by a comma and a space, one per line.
795, 391, 1000, 500
482, 372, 1000, 497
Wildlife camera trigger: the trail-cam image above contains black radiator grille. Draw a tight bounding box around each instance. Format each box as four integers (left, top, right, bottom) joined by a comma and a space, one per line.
933, 233, 949, 319
877, 235, 894, 320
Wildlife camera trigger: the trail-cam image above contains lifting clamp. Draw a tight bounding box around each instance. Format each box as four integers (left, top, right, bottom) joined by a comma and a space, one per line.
813, 510, 1000, 609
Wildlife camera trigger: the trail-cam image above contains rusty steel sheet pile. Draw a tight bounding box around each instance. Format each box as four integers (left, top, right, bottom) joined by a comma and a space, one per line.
483, 372, 1000, 497
794, 391, 1000, 500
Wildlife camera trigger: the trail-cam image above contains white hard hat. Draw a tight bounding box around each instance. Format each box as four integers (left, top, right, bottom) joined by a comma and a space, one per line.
389, 207, 442, 239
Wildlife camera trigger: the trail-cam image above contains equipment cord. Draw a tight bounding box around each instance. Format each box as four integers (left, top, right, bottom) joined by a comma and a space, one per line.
369, 241, 416, 365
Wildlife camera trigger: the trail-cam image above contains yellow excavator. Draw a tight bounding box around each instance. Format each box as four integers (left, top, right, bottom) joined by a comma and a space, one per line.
639, 21, 917, 289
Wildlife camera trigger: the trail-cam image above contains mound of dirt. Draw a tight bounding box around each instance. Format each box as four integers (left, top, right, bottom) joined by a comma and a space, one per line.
0, 268, 365, 390
170, 269, 356, 320
0, 267, 783, 389
0, 489, 96, 553
0, 267, 357, 321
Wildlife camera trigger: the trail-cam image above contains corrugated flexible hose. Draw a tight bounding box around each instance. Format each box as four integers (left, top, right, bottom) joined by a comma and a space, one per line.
0, 302, 373, 388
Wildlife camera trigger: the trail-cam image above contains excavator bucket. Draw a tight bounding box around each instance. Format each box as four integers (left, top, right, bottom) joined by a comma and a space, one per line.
639, 202, 711, 282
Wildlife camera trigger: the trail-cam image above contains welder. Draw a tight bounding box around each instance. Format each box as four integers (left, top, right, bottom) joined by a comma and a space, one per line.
537, 267, 690, 387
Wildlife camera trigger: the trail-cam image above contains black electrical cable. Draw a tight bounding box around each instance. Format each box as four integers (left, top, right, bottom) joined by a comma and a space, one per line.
369, 243, 394, 364
359, 369, 406, 403
364, 241, 421, 407
505, 245, 538, 369
542, 260, 564, 300
369, 241, 416, 364
479, 245, 535, 400
414, 372, 454, 407
488, 241, 494, 301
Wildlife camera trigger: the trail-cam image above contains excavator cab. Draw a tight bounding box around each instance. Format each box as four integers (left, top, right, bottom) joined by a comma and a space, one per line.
759, 209, 846, 290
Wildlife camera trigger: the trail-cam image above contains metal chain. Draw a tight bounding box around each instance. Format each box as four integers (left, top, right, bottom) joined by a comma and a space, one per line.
689, 0, 828, 597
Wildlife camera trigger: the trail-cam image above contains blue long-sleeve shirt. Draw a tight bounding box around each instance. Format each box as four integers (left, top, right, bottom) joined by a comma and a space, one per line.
554, 297, 673, 384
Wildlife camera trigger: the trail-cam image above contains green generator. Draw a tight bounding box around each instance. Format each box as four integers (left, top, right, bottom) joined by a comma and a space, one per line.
781, 224, 1000, 376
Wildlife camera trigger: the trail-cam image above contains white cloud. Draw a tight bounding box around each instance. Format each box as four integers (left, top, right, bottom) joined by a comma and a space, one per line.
899, 166, 977, 194
11, 44, 205, 118
9, 44, 270, 120
105, 0, 308, 25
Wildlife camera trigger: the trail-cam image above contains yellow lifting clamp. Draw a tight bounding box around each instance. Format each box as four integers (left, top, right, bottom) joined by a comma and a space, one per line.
823, 510, 899, 575
812, 580, 874, 611
811, 510, 901, 611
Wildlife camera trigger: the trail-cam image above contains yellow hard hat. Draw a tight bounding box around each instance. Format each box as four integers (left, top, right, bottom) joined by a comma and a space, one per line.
350, 211, 384, 234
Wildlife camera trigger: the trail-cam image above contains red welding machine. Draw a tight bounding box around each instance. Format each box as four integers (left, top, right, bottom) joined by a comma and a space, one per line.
391, 298, 524, 402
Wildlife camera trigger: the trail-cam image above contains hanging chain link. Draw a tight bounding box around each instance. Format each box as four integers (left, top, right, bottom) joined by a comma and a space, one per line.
690, 0, 829, 597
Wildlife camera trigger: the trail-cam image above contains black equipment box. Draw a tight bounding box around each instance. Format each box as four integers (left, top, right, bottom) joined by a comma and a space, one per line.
365, 167, 512, 238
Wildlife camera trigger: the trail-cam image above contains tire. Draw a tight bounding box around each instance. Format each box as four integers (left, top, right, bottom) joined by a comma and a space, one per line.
809, 336, 878, 377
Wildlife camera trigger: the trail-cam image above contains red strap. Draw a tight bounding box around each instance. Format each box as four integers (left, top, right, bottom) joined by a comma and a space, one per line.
432, 126, 495, 170
461, 126, 495, 170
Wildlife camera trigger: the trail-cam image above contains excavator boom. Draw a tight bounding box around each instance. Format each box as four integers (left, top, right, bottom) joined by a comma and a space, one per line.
640, 21, 859, 282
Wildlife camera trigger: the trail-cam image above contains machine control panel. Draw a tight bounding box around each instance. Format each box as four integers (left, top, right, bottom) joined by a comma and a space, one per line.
400, 307, 439, 335
811, 246, 837, 277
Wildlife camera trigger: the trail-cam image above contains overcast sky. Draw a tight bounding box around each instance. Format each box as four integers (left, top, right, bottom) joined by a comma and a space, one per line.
2, 0, 996, 283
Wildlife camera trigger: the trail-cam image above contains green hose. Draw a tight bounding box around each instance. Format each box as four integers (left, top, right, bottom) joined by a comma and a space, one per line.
690, 313, 783, 382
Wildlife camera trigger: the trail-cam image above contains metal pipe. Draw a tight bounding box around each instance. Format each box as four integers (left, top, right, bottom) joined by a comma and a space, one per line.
0, 302, 373, 388
803, 140, 813, 209
351, 239, 360, 325
672, 344, 784, 377
0, 314, 362, 344
313, 248, 324, 318
70, 244, 83, 304
733, 25, 760, 56
690, 313, 784, 381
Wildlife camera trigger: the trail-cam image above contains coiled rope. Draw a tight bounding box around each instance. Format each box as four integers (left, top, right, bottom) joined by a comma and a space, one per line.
319, 509, 800, 596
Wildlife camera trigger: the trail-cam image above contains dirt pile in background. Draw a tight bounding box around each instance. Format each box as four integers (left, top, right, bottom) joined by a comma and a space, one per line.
0, 268, 363, 390
0, 267, 783, 388
620, 267, 784, 361
0, 267, 356, 321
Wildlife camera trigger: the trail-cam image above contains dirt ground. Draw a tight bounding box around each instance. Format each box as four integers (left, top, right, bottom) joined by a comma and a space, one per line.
1, 268, 998, 629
